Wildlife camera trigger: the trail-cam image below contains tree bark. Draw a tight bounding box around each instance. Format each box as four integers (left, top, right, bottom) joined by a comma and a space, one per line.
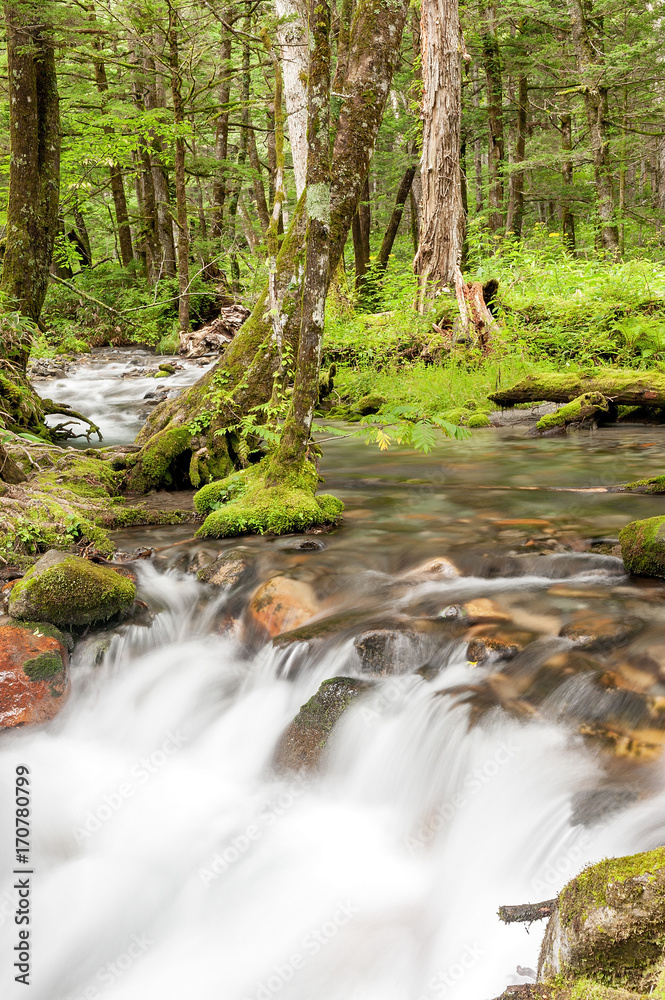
144, 49, 177, 277
376, 163, 416, 272
168, 7, 190, 332
505, 74, 527, 238
1, 2, 61, 352
275, 0, 331, 471
91, 23, 134, 267
561, 112, 576, 251
567, 0, 619, 253
414, 0, 465, 303
211, 21, 233, 243
127, 0, 410, 491
276, 0, 309, 200
479, 0, 504, 232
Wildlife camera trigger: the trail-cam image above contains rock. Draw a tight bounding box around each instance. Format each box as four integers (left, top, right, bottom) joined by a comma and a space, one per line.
538, 847, 665, 993
620, 516, 665, 578
247, 576, 319, 638
355, 393, 387, 415
466, 625, 534, 664
354, 629, 416, 674
570, 788, 639, 827
403, 556, 460, 580
0, 619, 70, 728
463, 597, 512, 622
8, 550, 136, 626
559, 613, 641, 650
198, 550, 252, 589
273, 676, 372, 772
179, 305, 251, 357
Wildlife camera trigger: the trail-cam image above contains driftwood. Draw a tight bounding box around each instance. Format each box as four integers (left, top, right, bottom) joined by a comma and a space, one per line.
498, 899, 557, 924
41, 399, 102, 442
179, 305, 251, 358
490, 371, 665, 408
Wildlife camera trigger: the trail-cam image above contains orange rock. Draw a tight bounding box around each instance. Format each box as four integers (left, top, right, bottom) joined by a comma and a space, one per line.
462, 597, 511, 622
492, 518, 551, 528
0, 621, 70, 729
404, 556, 460, 580
247, 576, 319, 638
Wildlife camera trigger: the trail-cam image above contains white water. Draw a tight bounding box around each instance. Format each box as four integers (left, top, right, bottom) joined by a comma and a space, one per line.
2, 564, 664, 1000
33, 351, 213, 446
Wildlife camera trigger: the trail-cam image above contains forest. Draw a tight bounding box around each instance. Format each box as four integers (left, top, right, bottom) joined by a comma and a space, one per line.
4, 2, 665, 1000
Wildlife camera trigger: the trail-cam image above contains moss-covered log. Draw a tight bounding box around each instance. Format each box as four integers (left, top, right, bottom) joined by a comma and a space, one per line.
536, 392, 611, 433
126, 0, 410, 494
490, 371, 665, 408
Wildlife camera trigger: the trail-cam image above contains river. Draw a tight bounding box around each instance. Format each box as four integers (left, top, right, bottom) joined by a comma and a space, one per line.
2, 350, 665, 1000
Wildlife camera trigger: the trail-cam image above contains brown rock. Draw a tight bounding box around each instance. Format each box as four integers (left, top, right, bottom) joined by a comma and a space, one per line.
463, 597, 512, 622
198, 550, 251, 589
247, 576, 319, 638
0, 620, 70, 728
559, 612, 641, 650
403, 556, 460, 580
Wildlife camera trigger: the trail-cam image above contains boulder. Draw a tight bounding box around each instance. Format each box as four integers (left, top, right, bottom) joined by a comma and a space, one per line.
538, 847, 665, 993
0, 619, 70, 728
273, 676, 372, 772
9, 550, 136, 626
354, 629, 416, 674
247, 576, 319, 638
620, 516, 665, 578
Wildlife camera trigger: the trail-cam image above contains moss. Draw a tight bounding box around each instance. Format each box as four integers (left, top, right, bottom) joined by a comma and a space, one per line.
439, 407, 472, 426
467, 412, 492, 428
561, 849, 665, 923
7, 618, 67, 646
125, 426, 192, 492
356, 393, 387, 415
537, 392, 609, 432
23, 650, 64, 680
9, 552, 136, 626
620, 475, 665, 495
619, 516, 665, 578
294, 676, 372, 735
194, 458, 344, 538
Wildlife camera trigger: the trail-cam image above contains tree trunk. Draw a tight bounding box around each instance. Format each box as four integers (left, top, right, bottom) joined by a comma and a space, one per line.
490, 372, 665, 408
1, 1, 60, 353
168, 8, 190, 333
505, 74, 527, 237
276, 0, 309, 200
471, 62, 484, 214
376, 163, 417, 272
144, 50, 177, 277
275, 0, 332, 472
414, 0, 465, 303
127, 0, 410, 492
91, 25, 134, 267
561, 112, 576, 251
211, 23, 233, 243
567, 0, 619, 253
479, 0, 504, 232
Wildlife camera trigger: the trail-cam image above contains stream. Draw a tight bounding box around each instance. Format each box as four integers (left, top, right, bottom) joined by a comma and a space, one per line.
3, 350, 665, 1000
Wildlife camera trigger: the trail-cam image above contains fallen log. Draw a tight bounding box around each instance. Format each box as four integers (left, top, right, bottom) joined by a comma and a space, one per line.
498, 899, 557, 924
490, 371, 665, 408
535, 392, 612, 434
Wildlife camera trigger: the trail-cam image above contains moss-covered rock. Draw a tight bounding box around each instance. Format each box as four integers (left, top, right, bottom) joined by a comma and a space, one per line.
468, 412, 492, 428
538, 847, 665, 993
619, 516, 665, 578
0, 618, 69, 728
9, 550, 136, 626
194, 458, 343, 538
356, 393, 387, 415
536, 393, 610, 433
273, 676, 373, 772
619, 476, 665, 495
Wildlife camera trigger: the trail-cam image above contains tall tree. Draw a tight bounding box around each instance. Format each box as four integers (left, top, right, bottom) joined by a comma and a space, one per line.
1, 1, 61, 351
567, 0, 619, 252
414, 0, 465, 305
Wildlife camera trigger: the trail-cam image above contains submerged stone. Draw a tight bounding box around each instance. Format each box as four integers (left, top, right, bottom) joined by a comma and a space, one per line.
8, 550, 136, 626
247, 575, 319, 638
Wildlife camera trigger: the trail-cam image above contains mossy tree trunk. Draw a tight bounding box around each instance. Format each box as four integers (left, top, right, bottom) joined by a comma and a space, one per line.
168, 4, 190, 333
1, 1, 60, 359
271, 0, 332, 475
127, 0, 410, 493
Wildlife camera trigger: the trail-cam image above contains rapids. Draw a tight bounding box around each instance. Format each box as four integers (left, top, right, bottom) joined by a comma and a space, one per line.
3, 349, 665, 1000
